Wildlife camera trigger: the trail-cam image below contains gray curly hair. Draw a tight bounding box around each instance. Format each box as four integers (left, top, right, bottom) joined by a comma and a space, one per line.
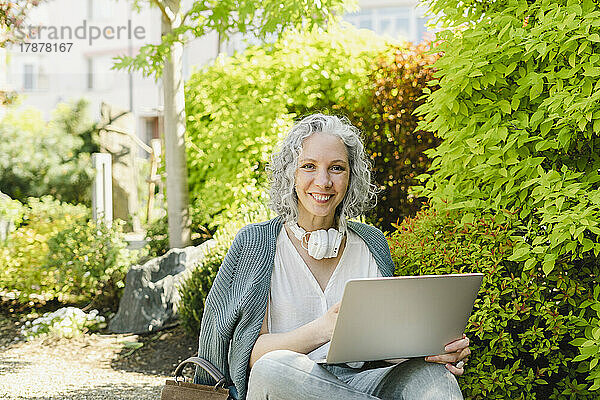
267, 113, 378, 228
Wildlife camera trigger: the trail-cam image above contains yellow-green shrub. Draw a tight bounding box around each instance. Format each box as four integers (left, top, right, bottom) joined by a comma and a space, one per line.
185, 24, 387, 231
0, 196, 88, 301
414, 0, 600, 396
0, 196, 141, 309
389, 208, 596, 399
44, 219, 143, 310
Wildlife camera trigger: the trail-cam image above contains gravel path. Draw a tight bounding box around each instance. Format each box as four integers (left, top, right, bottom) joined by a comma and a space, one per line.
0, 333, 167, 400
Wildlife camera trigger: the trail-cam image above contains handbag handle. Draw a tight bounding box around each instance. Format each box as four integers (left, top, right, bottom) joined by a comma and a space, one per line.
174, 356, 227, 390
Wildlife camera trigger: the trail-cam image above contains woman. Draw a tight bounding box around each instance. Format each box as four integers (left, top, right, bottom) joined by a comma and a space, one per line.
195, 114, 470, 399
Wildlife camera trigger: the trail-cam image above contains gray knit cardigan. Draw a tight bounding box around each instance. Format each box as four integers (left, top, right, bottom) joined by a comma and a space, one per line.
194, 216, 395, 400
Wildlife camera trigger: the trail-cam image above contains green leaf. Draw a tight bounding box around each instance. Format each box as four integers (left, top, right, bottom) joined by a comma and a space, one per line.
499, 100, 512, 114
540, 120, 552, 136
524, 258, 537, 270
530, 80, 543, 100
542, 257, 556, 275
584, 66, 600, 76
461, 213, 475, 224
583, 238, 594, 252
509, 247, 530, 261
574, 354, 591, 362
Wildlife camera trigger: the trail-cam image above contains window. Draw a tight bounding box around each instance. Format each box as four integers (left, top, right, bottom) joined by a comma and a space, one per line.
23, 64, 34, 90
416, 17, 432, 42
145, 116, 159, 141
345, 6, 432, 43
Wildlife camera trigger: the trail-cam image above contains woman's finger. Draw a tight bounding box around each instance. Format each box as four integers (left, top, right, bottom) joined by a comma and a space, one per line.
425, 346, 470, 365
425, 352, 460, 364
459, 346, 471, 360
444, 336, 470, 353
445, 362, 464, 376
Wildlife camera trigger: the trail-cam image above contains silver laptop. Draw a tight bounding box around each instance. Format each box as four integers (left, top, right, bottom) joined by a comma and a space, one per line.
315, 273, 483, 364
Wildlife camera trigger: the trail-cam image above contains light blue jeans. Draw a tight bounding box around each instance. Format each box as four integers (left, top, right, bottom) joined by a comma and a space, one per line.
247, 350, 463, 400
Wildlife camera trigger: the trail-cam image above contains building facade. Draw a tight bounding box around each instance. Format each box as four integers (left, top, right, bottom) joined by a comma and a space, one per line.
1, 0, 433, 146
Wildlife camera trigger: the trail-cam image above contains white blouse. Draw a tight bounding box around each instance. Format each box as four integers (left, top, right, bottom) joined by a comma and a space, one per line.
268, 227, 381, 361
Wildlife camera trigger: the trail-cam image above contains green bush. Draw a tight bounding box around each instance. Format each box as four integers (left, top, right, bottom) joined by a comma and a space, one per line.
44, 219, 143, 310
0, 196, 141, 309
185, 24, 387, 231
389, 208, 598, 399
0, 196, 88, 301
185, 25, 441, 234
144, 215, 216, 258
413, 0, 600, 396
354, 42, 441, 231
178, 244, 225, 336
144, 216, 170, 258
0, 100, 98, 205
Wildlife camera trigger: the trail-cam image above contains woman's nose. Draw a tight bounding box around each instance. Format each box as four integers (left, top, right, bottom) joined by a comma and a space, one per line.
315, 168, 332, 188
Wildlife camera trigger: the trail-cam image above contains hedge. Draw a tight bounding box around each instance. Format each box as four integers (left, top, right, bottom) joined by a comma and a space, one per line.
185, 24, 441, 234
356, 42, 441, 231
185, 24, 387, 231
389, 208, 597, 399
413, 0, 600, 396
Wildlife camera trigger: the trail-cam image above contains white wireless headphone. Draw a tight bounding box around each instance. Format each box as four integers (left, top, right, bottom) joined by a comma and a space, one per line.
287, 222, 344, 260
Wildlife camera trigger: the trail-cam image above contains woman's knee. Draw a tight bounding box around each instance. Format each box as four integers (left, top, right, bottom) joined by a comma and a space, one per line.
247, 350, 310, 399
376, 359, 463, 400
248, 351, 304, 386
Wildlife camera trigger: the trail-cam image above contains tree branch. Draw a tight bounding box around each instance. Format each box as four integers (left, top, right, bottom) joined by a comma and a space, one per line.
180, 6, 194, 26
150, 0, 173, 24
180, 2, 210, 29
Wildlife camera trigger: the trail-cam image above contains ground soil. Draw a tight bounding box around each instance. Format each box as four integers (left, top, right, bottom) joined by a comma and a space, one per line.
0, 299, 200, 399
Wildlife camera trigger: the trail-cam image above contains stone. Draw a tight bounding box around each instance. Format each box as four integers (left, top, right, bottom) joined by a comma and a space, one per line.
109, 239, 216, 334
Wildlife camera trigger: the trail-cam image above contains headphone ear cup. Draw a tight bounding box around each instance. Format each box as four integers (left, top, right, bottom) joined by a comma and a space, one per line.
308, 230, 328, 259
326, 229, 338, 258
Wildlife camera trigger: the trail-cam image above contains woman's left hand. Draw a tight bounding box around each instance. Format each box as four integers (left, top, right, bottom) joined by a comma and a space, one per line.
424, 334, 470, 376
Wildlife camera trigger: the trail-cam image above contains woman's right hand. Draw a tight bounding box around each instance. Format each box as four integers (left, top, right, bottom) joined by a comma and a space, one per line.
250, 301, 342, 367
316, 302, 341, 342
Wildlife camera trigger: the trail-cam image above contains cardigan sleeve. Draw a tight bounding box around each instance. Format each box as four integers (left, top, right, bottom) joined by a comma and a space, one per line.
194, 230, 246, 386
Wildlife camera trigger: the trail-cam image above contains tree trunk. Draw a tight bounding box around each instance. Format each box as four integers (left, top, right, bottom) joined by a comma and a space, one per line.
162, 10, 192, 249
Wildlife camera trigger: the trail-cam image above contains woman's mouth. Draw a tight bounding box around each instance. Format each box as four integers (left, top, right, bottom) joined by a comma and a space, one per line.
310, 193, 333, 203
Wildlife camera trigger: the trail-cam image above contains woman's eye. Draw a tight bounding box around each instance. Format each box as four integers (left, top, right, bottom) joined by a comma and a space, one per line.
301, 163, 315, 169
331, 165, 345, 172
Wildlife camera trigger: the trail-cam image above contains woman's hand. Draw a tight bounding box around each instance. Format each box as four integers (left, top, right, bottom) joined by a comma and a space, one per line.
424, 334, 470, 376
250, 302, 341, 367
315, 302, 341, 342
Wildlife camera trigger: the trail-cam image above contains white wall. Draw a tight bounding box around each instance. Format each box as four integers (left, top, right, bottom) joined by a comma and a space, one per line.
3, 0, 431, 141
5, 0, 162, 122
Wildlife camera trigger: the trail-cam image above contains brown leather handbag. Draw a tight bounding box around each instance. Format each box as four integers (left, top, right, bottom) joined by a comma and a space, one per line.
161, 356, 232, 400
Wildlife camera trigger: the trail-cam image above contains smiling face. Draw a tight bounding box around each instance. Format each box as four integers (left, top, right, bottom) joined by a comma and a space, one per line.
294, 132, 350, 230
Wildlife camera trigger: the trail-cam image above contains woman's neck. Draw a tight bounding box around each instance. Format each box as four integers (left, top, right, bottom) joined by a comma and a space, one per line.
296, 214, 336, 231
